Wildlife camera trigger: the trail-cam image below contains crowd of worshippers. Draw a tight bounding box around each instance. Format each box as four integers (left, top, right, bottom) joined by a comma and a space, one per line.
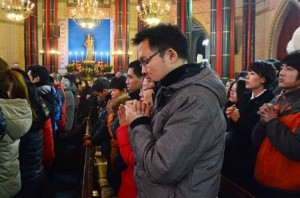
1, 24, 300, 198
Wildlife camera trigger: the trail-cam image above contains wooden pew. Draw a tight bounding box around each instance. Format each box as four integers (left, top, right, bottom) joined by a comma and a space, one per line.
81, 119, 95, 198
219, 175, 256, 198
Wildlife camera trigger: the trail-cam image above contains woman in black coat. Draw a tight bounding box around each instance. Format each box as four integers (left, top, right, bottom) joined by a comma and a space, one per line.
13, 68, 46, 198
225, 61, 276, 196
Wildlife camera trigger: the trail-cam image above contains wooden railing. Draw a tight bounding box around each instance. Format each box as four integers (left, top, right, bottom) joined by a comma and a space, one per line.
219, 175, 256, 198
80, 118, 254, 198
81, 119, 95, 198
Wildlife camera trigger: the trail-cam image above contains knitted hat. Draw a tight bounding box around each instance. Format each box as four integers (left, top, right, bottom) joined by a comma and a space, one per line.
0, 57, 9, 80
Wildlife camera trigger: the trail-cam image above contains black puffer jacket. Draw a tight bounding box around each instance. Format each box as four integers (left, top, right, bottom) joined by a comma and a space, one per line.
19, 81, 46, 183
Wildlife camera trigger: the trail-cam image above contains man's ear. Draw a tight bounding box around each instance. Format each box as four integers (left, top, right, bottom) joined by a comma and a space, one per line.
166, 48, 178, 64
34, 76, 40, 83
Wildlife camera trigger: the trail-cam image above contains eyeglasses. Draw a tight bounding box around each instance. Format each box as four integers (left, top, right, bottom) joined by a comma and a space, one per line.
140, 50, 162, 67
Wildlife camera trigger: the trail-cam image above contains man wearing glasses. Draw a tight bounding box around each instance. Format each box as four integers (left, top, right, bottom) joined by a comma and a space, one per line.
120, 24, 226, 197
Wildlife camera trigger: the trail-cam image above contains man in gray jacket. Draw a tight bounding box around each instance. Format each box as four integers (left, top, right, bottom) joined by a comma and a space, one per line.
122, 24, 226, 197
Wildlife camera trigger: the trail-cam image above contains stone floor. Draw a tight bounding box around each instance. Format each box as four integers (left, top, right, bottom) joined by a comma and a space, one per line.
42, 127, 86, 198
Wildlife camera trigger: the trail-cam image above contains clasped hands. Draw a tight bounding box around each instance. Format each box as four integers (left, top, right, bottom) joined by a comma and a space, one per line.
257, 103, 278, 124
226, 104, 240, 122
118, 100, 152, 126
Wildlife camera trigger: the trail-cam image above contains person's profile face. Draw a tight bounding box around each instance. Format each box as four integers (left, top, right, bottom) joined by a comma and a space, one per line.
229, 83, 238, 103
95, 90, 107, 101
278, 64, 300, 92
245, 71, 264, 90
111, 89, 125, 100
126, 68, 143, 93
137, 39, 167, 82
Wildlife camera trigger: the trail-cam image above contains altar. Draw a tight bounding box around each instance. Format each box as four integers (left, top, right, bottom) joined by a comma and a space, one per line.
66, 60, 113, 80
62, 19, 111, 76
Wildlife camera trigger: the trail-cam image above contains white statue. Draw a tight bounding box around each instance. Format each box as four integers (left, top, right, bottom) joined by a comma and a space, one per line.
84, 34, 94, 61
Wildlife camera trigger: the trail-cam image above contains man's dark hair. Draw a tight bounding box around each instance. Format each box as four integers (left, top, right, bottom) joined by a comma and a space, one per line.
282, 50, 300, 80
27, 65, 50, 83
127, 60, 143, 78
109, 76, 127, 90
267, 58, 281, 71
132, 24, 188, 60
92, 77, 110, 92
249, 60, 276, 87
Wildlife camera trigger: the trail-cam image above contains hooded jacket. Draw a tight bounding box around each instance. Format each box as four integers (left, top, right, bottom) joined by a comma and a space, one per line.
253, 88, 300, 191
19, 81, 46, 184
54, 82, 66, 132
129, 64, 226, 198
0, 99, 32, 198
36, 85, 56, 166
116, 125, 137, 198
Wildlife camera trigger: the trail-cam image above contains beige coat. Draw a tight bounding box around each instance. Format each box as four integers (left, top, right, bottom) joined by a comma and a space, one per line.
0, 99, 32, 198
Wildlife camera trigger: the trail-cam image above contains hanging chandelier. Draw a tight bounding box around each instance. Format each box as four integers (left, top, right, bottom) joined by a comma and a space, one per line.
0, 0, 34, 21
71, 0, 104, 29
136, 0, 170, 26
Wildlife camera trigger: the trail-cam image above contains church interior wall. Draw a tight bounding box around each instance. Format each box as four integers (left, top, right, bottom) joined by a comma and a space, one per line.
0, 0, 299, 73
0, 18, 25, 69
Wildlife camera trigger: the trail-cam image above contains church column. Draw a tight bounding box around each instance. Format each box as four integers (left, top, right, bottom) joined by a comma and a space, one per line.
113, 0, 128, 73
113, 0, 121, 73
210, 0, 216, 71
177, 0, 186, 32
42, 0, 51, 71
186, 0, 192, 63
210, 0, 222, 76
229, 0, 235, 79
177, 0, 192, 63
121, 0, 129, 71
25, 0, 38, 69
53, 0, 59, 72
222, 0, 231, 81
49, 0, 56, 73
243, 0, 255, 70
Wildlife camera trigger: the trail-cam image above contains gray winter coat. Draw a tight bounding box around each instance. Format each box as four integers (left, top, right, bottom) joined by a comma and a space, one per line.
129, 66, 226, 198
64, 87, 75, 131
0, 99, 32, 198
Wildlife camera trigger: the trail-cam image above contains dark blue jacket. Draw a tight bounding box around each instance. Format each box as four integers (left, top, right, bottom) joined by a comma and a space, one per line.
19, 82, 46, 183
